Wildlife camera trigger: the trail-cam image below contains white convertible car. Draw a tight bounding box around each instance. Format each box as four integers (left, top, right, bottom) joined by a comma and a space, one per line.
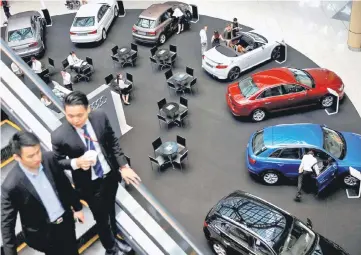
70, 0, 119, 43
202, 31, 285, 81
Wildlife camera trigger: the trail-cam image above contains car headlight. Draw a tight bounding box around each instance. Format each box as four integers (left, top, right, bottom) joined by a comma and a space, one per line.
339, 84, 344, 92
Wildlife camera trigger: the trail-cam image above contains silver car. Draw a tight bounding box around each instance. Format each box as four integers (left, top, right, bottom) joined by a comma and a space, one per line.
132, 1, 194, 45
5, 11, 46, 59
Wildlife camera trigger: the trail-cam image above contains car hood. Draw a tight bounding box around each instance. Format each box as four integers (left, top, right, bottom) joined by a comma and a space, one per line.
312, 235, 350, 255
204, 46, 234, 65
305, 68, 343, 91
340, 132, 361, 167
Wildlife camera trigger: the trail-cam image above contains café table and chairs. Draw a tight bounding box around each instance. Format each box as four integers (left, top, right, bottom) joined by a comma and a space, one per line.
149, 136, 189, 172
111, 44, 138, 68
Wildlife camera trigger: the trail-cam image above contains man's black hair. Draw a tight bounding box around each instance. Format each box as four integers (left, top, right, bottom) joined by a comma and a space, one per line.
233, 18, 237, 22
64, 91, 89, 108
11, 131, 40, 156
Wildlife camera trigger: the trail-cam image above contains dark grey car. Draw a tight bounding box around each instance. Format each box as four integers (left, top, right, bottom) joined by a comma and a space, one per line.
132, 1, 196, 45
5, 11, 46, 59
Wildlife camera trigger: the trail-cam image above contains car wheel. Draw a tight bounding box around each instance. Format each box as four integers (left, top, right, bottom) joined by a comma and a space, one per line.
271, 45, 281, 60
262, 171, 280, 185
102, 29, 107, 41
158, 33, 166, 45
114, 6, 119, 18
343, 174, 359, 187
227, 67, 241, 81
211, 241, 227, 255
321, 94, 334, 108
251, 109, 266, 122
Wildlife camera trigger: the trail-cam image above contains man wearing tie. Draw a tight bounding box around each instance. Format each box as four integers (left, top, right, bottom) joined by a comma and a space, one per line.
1, 132, 84, 255
51, 91, 141, 255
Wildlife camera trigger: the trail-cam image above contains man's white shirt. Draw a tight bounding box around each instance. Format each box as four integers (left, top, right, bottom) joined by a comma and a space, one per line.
299, 154, 319, 175
67, 54, 81, 66
70, 120, 111, 180
199, 29, 207, 44
32, 60, 42, 73
62, 72, 72, 85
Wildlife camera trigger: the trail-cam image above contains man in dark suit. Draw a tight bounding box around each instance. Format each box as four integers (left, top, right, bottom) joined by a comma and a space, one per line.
1, 132, 84, 255
51, 91, 141, 255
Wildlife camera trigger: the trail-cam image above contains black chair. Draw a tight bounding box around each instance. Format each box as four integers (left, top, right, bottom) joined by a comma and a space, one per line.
130, 52, 137, 67
111, 46, 119, 56
105, 74, 114, 85
126, 73, 134, 98
179, 96, 188, 112
48, 57, 55, 75
125, 155, 131, 167
165, 54, 176, 68
186, 67, 194, 76
112, 56, 122, 67
86, 57, 93, 68
131, 43, 138, 52
186, 77, 197, 94
157, 98, 167, 112
62, 59, 69, 69
126, 73, 133, 84
150, 56, 159, 70
175, 110, 188, 127
173, 150, 188, 171
170, 44, 177, 54
152, 137, 163, 156
77, 65, 92, 82
150, 46, 158, 57
149, 155, 167, 173
176, 135, 186, 152
167, 82, 178, 96
165, 69, 173, 80
157, 114, 172, 129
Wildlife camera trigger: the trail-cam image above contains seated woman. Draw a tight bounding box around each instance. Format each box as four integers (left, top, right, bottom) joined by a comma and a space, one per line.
228, 40, 246, 53
116, 73, 131, 105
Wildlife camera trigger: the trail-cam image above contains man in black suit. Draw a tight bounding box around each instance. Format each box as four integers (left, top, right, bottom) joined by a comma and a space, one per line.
1, 132, 84, 255
51, 91, 141, 255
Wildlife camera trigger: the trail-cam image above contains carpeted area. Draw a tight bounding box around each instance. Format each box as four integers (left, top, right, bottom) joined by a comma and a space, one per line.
2, 9, 361, 255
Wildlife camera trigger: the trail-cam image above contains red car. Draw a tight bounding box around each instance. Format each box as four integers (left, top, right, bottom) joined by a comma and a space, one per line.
226, 67, 345, 121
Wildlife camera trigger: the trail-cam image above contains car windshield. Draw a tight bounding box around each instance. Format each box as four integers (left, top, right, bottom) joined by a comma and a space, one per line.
73, 17, 95, 27
239, 77, 259, 98
322, 127, 346, 159
247, 32, 268, 43
8, 28, 33, 42
252, 131, 265, 155
136, 18, 156, 29
280, 220, 316, 255
288, 68, 314, 88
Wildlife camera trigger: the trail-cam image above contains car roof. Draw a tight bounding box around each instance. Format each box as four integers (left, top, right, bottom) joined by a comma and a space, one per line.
76, 3, 103, 16
251, 67, 296, 89
210, 190, 294, 246
139, 3, 174, 19
7, 11, 38, 30
263, 124, 324, 148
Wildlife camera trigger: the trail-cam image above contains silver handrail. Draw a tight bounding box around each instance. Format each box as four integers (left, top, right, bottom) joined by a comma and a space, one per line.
0, 38, 64, 113
131, 183, 205, 255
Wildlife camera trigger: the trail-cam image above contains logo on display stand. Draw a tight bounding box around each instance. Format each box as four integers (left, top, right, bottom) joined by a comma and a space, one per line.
90, 96, 108, 110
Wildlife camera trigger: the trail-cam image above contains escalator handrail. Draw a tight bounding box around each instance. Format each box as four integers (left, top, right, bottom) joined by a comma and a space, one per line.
129, 183, 205, 255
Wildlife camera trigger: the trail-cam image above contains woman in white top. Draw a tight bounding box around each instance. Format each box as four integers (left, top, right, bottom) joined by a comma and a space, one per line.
116, 73, 130, 105
172, 7, 184, 34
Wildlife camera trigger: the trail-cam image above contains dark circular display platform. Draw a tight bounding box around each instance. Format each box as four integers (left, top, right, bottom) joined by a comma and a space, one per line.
3, 9, 361, 255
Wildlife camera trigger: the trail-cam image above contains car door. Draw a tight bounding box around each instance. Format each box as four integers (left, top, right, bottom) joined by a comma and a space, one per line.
316, 163, 337, 193
103, 4, 113, 29
246, 42, 267, 67
159, 9, 173, 35
256, 86, 285, 112
252, 238, 274, 255
227, 225, 254, 255
266, 148, 302, 178
281, 84, 309, 108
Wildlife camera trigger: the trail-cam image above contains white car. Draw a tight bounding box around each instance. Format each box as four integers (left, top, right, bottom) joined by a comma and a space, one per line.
70, 0, 119, 43
202, 31, 285, 81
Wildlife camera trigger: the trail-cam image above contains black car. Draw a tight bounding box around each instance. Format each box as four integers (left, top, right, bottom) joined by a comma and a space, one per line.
204, 191, 350, 255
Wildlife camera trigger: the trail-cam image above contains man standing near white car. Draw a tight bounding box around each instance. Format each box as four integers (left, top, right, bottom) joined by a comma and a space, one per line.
199, 25, 208, 55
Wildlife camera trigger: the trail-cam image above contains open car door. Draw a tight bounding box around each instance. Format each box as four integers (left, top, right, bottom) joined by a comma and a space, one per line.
189, 4, 199, 23
316, 163, 337, 193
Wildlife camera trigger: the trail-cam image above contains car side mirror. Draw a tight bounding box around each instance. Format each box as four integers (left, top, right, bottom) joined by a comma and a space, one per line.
306, 218, 313, 229
261, 46, 265, 50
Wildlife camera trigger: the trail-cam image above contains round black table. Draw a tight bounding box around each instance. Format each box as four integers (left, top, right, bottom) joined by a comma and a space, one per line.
160, 141, 179, 169
173, 72, 191, 86
162, 102, 179, 119
118, 46, 131, 60
155, 49, 170, 61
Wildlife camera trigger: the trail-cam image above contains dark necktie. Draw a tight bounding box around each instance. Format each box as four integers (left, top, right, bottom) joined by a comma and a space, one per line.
82, 125, 103, 178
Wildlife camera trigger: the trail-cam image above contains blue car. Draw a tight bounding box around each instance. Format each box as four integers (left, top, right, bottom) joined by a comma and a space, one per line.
246, 124, 361, 191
